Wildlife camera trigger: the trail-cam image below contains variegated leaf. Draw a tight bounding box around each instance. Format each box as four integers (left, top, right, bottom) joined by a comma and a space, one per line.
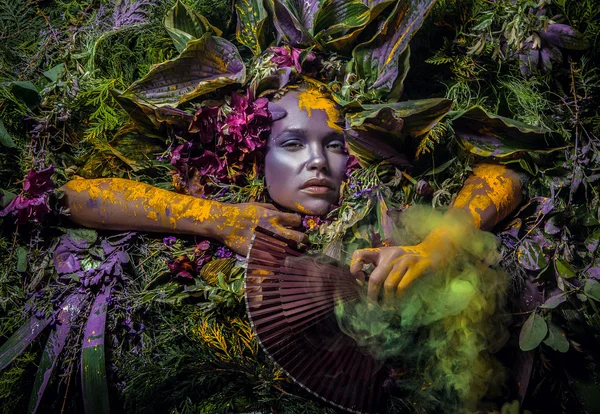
123, 34, 245, 107
353, 0, 439, 101
164, 0, 221, 53
236, 0, 271, 55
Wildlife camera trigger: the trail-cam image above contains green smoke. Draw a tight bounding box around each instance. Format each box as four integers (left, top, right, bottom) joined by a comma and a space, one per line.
335, 206, 509, 413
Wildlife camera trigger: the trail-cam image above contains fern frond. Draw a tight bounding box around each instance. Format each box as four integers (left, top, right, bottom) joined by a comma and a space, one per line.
416, 122, 448, 158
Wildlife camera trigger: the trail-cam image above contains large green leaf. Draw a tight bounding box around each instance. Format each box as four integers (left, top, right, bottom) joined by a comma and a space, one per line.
543, 321, 569, 353
313, 0, 370, 42
28, 293, 85, 414
451, 106, 567, 158
236, 0, 271, 55
81, 286, 112, 414
348, 98, 453, 136
266, 0, 317, 46
164, 0, 220, 54
0, 120, 16, 148
122, 34, 246, 107
353, 0, 439, 101
0, 315, 51, 370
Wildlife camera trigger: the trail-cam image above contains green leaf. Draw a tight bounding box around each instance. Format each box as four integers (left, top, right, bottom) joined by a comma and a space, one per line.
122, 34, 246, 107
1, 315, 51, 370
451, 106, 567, 158
65, 228, 98, 248
584, 280, 600, 302
164, 0, 220, 54
267, 0, 315, 46
540, 292, 567, 309
0, 120, 16, 148
352, 0, 439, 101
16, 247, 27, 273
555, 259, 576, 279
81, 287, 112, 414
236, 0, 271, 55
10, 81, 40, 107
313, 0, 370, 41
519, 312, 548, 351
543, 322, 569, 353
517, 240, 548, 271
43, 64, 65, 82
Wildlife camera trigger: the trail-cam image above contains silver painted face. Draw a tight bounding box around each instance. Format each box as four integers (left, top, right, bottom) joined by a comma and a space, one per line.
265, 90, 348, 215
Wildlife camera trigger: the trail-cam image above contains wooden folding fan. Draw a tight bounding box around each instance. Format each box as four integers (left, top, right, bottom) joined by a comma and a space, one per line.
244, 227, 389, 414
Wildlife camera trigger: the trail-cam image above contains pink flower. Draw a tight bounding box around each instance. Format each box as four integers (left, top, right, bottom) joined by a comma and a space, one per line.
23, 165, 55, 196
221, 91, 271, 154
0, 194, 51, 224
270, 46, 315, 73
188, 105, 220, 143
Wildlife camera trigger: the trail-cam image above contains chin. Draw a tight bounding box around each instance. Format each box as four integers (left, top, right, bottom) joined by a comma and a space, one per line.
292, 199, 334, 216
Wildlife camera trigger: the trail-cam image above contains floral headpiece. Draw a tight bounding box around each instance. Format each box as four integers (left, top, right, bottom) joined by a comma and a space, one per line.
115, 0, 562, 200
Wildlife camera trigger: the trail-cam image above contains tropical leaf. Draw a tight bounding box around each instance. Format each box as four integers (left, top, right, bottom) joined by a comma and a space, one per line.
28, 293, 86, 414
543, 321, 569, 353
516, 239, 548, 271
0, 314, 51, 370
164, 0, 221, 54
452, 106, 568, 158
236, 0, 271, 55
313, 0, 370, 43
81, 286, 112, 414
353, 0, 439, 101
320, 0, 396, 51
345, 126, 410, 167
266, 0, 316, 46
122, 34, 246, 107
349, 98, 453, 137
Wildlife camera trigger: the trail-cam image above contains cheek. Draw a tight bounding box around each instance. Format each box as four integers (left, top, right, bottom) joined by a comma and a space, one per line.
264, 150, 297, 189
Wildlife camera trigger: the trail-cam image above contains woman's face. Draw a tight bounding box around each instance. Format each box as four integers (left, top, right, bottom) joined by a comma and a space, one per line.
265, 89, 348, 215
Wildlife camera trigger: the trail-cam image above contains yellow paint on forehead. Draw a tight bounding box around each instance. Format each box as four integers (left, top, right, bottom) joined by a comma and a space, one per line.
297, 89, 342, 132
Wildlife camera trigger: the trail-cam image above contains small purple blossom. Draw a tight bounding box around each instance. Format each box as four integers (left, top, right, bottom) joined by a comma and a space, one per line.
221, 91, 271, 154
0, 194, 52, 224
415, 180, 432, 196
163, 236, 177, 247
189, 105, 221, 143
216, 246, 233, 259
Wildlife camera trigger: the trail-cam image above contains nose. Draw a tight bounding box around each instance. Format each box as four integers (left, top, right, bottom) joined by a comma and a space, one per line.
306, 145, 329, 173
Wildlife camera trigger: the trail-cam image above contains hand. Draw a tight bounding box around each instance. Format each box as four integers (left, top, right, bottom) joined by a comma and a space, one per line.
216, 202, 308, 256
350, 244, 437, 304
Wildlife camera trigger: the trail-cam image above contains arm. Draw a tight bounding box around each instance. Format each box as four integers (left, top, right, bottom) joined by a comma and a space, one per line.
60, 178, 307, 255
350, 163, 523, 303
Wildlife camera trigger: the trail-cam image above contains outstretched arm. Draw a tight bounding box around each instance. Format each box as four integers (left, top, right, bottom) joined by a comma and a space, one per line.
60, 178, 307, 255
350, 163, 523, 303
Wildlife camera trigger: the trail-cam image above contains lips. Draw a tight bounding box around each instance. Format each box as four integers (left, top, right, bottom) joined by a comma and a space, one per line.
300, 178, 335, 195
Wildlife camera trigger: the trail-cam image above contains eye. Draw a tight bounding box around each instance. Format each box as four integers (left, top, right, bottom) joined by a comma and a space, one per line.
326, 140, 347, 153
282, 140, 304, 150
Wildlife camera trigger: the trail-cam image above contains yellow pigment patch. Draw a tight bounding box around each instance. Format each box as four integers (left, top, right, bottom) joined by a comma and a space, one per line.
297, 88, 342, 132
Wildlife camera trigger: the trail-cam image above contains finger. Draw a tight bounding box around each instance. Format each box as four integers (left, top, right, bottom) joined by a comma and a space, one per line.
383, 259, 410, 304
272, 226, 309, 245
273, 211, 302, 227
368, 262, 393, 304
396, 261, 429, 298
350, 248, 381, 275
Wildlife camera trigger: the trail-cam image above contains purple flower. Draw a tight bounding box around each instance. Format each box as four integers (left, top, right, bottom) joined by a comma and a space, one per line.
0, 194, 51, 224
216, 246, 233, 259
163, 236, 177, 247
23, 165, 55, 196
189, 105, 221, 143
193, 150, 224, 176
221, 91, 271, 154
302, 215, 324, 231
167, 254, 196, 283
415, 180, 432, 196
270, 46, 315, 73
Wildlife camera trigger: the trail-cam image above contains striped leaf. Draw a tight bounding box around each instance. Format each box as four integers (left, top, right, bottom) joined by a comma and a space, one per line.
28, 293, 86, 414
353, 0, 439, 101
266, 0, 317, 46
236, 0, 271, 55
164, 0, 221, 53
81, 286, 112, 414
313, 0, 370, 42
0, 314, 51, 371
123, 34, 246, 107
452, 106, 567, 158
